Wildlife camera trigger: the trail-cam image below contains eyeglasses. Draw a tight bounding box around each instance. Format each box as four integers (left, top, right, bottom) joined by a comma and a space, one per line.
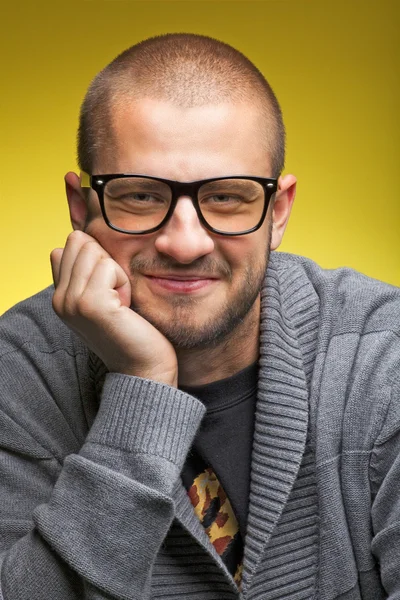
80, 172, 277, 236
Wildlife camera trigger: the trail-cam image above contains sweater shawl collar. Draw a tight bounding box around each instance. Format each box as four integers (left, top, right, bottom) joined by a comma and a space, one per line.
173, 252, 321, 594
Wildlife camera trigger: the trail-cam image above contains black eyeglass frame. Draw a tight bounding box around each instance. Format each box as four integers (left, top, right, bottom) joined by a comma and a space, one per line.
81, 172, 278, 236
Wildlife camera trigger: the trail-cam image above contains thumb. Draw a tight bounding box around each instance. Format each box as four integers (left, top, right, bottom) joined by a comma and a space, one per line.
114, 262, 132, 308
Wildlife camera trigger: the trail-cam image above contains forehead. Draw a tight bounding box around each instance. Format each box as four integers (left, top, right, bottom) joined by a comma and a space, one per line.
95, 98, 271, 180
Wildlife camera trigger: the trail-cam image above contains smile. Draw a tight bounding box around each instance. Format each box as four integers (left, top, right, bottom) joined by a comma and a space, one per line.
144, 275, 218, 293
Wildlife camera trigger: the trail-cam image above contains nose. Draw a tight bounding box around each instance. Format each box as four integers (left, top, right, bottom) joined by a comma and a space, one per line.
154, 196, 215, 263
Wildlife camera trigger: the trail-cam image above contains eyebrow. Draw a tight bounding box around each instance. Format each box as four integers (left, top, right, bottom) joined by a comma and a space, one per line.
108, 178, 169, 191
203, 179, 261, 196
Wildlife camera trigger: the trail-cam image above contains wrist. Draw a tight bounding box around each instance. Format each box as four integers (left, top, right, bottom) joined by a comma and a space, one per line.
89, 373, 206, 467
116, 363, 178, 388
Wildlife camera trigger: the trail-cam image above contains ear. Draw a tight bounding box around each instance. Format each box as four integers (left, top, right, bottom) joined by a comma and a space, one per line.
270, 174, 297, 250
65, 171, 89, 231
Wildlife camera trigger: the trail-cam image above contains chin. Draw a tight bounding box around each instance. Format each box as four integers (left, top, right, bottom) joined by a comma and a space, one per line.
133, 293, 260, 351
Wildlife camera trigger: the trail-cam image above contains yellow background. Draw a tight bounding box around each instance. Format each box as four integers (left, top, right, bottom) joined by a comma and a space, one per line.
1, 0, 399, 315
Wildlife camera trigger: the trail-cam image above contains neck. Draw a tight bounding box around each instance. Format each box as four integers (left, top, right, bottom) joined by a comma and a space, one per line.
176, 296, 260, 387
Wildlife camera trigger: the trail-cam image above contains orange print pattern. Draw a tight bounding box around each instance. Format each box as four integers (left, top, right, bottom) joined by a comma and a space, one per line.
188, 467, 242, 587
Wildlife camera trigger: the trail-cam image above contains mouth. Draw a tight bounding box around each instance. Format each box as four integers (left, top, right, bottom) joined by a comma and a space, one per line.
143, 273, 218, 293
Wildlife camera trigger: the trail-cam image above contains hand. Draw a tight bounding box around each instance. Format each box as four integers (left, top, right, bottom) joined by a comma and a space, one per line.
50, 231, 178, 387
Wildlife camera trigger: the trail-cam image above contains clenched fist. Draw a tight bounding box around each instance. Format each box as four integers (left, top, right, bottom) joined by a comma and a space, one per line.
50, 230, 178, 386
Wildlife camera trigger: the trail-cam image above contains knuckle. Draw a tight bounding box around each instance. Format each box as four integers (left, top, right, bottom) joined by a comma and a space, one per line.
101, 256, 116, 269
81, 240, 100, 256
67, 230, 84, 245
76, 293, 96, 318
63, 293, 79, 317
61, 292, 95, 319
53, 288, 97, 322
63, 295, 76, 317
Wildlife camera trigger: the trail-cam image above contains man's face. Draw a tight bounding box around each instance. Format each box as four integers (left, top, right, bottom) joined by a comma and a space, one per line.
73, 98, 291, 350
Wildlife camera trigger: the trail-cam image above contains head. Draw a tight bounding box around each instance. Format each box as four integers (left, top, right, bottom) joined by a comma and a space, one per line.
66, 33, 296, 351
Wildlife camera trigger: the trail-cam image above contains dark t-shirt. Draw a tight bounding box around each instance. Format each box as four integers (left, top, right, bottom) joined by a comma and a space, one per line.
180, 361, 258, 537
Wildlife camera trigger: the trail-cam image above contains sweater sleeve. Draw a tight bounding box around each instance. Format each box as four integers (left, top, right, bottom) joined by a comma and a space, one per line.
0, 301, 205, 599
370, 375, 400, 598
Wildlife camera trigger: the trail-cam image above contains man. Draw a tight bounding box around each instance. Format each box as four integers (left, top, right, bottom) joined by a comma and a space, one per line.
0, 33, 399, 600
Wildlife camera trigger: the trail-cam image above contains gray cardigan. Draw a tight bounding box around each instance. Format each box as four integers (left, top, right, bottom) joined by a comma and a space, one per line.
0, 252, 399, 600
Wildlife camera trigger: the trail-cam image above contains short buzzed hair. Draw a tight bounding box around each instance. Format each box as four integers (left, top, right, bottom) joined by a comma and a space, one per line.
78, 33, 285, 177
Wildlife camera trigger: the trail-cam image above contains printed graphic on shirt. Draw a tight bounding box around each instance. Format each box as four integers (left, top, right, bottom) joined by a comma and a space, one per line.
186, 466, 243, 587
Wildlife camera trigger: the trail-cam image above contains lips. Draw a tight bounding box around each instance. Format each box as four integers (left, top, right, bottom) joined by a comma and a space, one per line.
145, 273, 217, 280
144, 274, 217, 293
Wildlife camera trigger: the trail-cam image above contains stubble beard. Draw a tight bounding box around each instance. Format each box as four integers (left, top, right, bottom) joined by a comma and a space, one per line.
129, 245, 270, 351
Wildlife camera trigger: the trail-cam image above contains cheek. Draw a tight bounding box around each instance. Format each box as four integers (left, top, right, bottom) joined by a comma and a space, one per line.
218, 233, 269, 276
84, 218, 147, 270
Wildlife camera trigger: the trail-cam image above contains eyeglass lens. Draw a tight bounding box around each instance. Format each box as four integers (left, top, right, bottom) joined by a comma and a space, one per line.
103, 177, 266, 233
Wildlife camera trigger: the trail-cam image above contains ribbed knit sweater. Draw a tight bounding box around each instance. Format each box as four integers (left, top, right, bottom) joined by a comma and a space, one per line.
0, 252, 400, 599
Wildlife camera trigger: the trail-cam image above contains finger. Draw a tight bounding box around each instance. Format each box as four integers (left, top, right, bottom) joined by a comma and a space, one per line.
50, 248, 63, 287
64, 239, 113, 308
82, 257, 131, 311
115, 276, 132, 308
57, 231, 108, 295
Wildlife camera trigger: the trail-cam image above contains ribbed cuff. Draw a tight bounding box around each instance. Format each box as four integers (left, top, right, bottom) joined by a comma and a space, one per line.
87, 373, 206, 470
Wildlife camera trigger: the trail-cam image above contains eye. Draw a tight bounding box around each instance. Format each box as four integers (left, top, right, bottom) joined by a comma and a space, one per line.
109, 192, 169, 207
105, 177, 172, 206
208, 195, 240, 203
201, 194, 242, 204
125, 193, 162, 203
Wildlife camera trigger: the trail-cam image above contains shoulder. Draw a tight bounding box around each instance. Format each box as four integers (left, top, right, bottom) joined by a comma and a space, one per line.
269, 251, 400, 341
0, 286, 82, 356
269, 253, 400, 452
0, 288, 92, 459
